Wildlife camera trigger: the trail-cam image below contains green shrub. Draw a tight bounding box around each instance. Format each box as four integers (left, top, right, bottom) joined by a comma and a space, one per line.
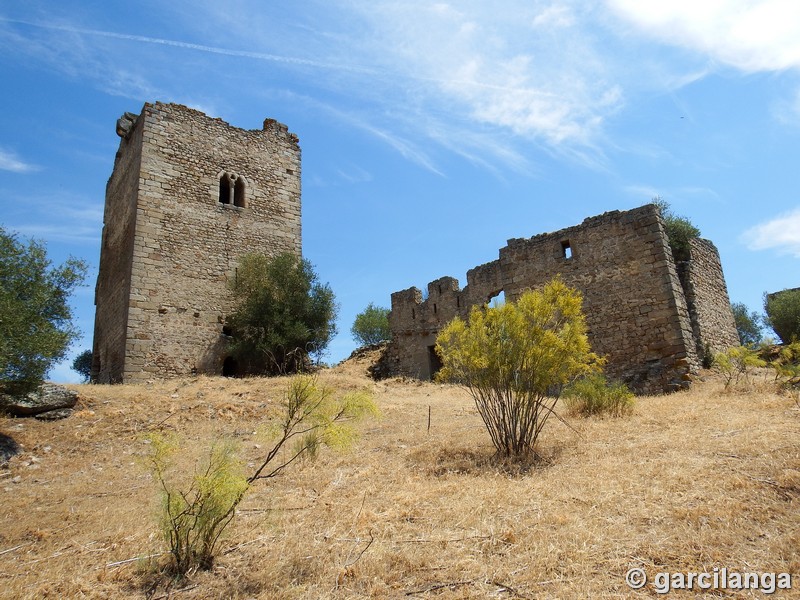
713, 346, 767, 390
435, 277, 601, 458
562, 373, 635, 417
652, 198, 701, 262
146, 434, 248, 575
772, 341, 800, 401
351, 303, 391, 346
764, 289, 800, 344
145, 375, 377, 577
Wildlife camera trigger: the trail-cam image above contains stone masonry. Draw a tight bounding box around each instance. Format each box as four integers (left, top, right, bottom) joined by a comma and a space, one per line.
92, 102, 301, 383
386, 204, 739, 394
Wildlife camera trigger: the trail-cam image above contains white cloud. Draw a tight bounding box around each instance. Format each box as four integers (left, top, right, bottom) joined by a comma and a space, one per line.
742, 207, 800, 257
606, 0, 800, 72
0, 147, 38, 173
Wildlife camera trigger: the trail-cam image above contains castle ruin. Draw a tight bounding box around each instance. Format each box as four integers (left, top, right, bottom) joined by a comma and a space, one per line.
385, 205, 739, 394
92, 102, 301, 383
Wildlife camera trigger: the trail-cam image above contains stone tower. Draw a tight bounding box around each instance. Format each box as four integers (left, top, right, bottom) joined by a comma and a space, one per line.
92, 102, 301, 383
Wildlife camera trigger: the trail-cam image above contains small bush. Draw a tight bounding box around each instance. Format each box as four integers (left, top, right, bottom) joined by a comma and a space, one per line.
714, 346, 767, 390
653, 198, 701, 262
772, 341, 800, 402
144, 375, 378, 577
435, 277, 601, 458
145, 434, 248, 575
562, 373, 634, 417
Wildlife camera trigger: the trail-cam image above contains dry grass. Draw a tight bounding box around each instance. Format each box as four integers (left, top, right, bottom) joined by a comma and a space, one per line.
1, 355, 799, 599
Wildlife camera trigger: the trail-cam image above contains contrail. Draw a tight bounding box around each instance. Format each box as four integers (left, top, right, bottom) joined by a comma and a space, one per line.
0, 17, 374, 74
0, 16, 560, 97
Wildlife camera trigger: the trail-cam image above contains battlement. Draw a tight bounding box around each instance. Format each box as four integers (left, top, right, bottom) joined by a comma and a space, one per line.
385, 204, 739, 393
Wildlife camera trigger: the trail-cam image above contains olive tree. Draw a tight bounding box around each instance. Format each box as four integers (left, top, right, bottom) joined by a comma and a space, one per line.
0, 227, 87, 394
226, 252, 337, 374
351, 302, 391, 346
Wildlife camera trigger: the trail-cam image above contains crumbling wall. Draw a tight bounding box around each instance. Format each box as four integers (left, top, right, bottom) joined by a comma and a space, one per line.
677, 238, 740, 361
93, 102, 302, 383
386, 205, 735, 394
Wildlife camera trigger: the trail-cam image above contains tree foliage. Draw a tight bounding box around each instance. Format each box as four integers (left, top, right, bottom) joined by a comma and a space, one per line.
764, 289, 800, 344
435, 277, 602, 458
71, 349, 93, 382
145, 375, 377, 576
731, 302, 763, 347
351, 302, 391, 346
226, 252, 338, 374
0, 228, 87, 394
653, 197, 701, 262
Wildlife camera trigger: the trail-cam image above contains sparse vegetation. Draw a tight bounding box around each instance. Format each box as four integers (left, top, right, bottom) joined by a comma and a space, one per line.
1, 365, 799, 598
713, 345, 767, 390
0, 227, 87, 395
652, 197, 701, 261
764, 288, 800, 344
146, 434, 248, 575
435, 277, 601, 458
226, 252, 338, 374
562, 373, 634, 417
731, 301, 763, 347
71, 349, 93, 382
145, 374, 377, 577
350, 303, 391, 346
771, 341, 800, 402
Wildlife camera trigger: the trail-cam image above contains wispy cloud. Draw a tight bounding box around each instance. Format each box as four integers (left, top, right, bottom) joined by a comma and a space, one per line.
742, 207, 800, 257
606, 0, 800, 72
4, 192, 103, 245
0, 146, 38, 172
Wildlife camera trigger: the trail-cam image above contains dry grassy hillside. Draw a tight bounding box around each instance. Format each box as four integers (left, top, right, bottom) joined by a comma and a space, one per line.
1, 352, 799, 599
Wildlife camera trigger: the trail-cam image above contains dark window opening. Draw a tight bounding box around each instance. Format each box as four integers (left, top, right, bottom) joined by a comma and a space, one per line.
427, 345, 443, 380
222, 356, 238, 377
438, 284, 442, 294
433, 303, 437, 314
219, 173, 231, 204
233, 177, 246, 207
412, 308, 416, 320
457, 296, 460, 308
222, 325, 233, 337
561, 240, 572, 259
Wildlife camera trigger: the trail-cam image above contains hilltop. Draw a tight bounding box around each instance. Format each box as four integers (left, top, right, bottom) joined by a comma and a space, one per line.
1, 357, 798, 599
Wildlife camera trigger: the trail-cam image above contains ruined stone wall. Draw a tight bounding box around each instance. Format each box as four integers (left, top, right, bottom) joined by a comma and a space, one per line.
93, 102, 301, 383
677, 238, 740, 359
387, 205, 711, 394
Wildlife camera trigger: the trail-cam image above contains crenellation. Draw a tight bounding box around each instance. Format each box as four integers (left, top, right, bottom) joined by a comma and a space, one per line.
386, 204, 739, 394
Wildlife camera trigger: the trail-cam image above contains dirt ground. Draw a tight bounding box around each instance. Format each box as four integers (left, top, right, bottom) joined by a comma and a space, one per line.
1, 353, 798, 598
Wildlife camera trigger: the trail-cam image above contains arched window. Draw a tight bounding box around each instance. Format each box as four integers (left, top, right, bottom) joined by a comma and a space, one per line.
233, 176, 246, 208
219, 173, 232, 204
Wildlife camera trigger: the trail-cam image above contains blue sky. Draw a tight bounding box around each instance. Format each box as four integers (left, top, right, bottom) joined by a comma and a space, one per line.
1, 1, 799, 382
